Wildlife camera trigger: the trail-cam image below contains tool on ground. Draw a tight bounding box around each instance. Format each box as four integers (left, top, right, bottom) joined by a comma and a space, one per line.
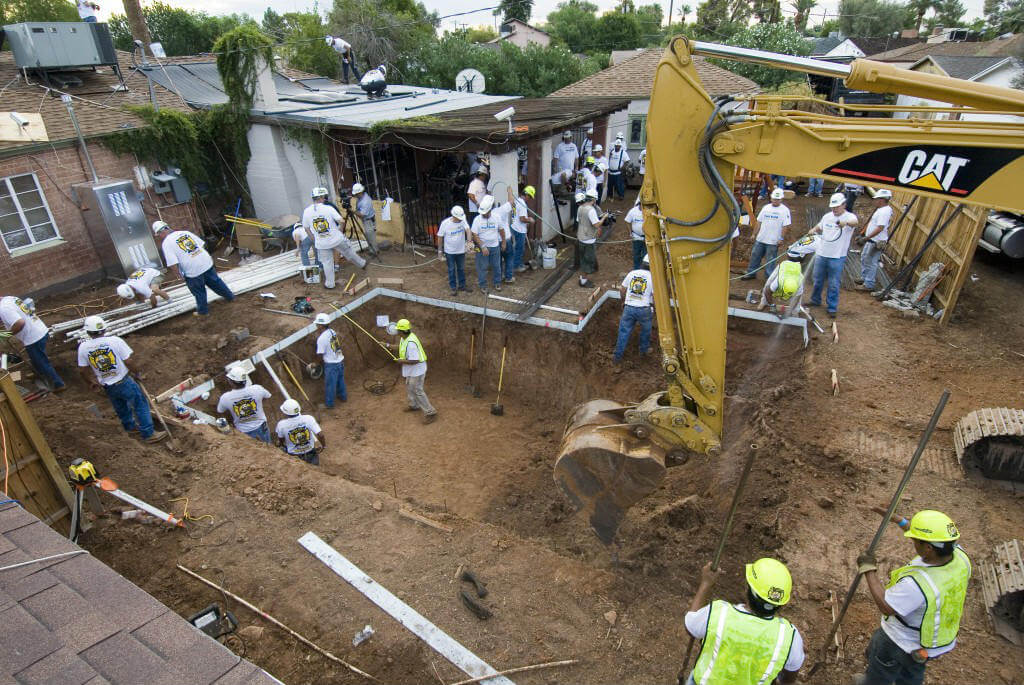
68, 459, 184, 541
491, 336, 508, 416
458, 567, 492, 620
292, 296, 314, 315
446, 659, 578, 685
800, 305, 825, 333
223, 198, 243, 256
277, 354, 312, 404
261, 307, 312, 319
806, 390, 950, 678
305, 362, 324, 379
475, 295, 489, 398
137, 379, 182, 454
327, 304, 397, 360
466, 328, 477, 394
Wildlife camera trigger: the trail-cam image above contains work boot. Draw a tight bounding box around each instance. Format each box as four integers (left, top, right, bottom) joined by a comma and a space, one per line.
52, 384, 68, 393
144, 430, 168, 443
504, 277, 515, 284
460, 286, 473, 293
494, 284, 502, 292
515, 265, 527, 273
854, 278, 864, 285
579, 278, 594, 289
423, 413, 437, 424
404, 406, 419, 412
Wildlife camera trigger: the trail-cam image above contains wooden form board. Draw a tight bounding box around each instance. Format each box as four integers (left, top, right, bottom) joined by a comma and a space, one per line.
0, 112, 48, 143
885, 192, 987, 324
0, 373, 76, 535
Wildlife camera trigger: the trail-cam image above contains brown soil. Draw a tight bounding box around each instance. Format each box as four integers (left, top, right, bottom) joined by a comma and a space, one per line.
21, 191, 1024, 684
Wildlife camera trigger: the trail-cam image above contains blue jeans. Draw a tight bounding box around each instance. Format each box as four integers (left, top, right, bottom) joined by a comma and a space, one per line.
324, 361, 347, 407
243, 422, 271, 443
811, 255, 846, 313
613, 305, 652, 361
632, 239, 647, 270
501, 241, 515, 281
83, 15, 97, 22
511, 231, 526, 270
761, 174, 785, 197
104, 377, 154, 438
862, 628, 926, 685
445, 253, 466, 290
861, 240, 886, 288
184, 267, 235, 315
747, 241, 778, 279
299, 236, 325, 273
807, 177, 824, 195
24, 333, 64, 389
475, 248, 501, 288
608, 172, 625, 199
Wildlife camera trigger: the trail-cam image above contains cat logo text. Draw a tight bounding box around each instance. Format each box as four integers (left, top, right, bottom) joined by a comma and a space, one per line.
897, 150, 969, 195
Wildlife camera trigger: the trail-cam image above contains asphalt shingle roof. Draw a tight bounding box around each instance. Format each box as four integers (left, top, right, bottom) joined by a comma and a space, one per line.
927, 55, 1013, 80
868, 34, 1024, 62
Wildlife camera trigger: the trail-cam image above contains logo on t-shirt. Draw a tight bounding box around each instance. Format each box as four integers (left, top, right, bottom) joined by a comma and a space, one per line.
87, 347, 117, 374
232, 397, 258, 419
15, 298, 31, 316
312, 217, 331, 235
329, 333, 341, 353
628, 275, 649, 296
129, 269, 146, 280
176, 234, 200, 254
287, 425, 313, 451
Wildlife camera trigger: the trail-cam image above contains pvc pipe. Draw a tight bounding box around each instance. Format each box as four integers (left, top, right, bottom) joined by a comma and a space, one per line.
259, 352, 291, 400
101, 486, 184, 527
484, 294, 581, 316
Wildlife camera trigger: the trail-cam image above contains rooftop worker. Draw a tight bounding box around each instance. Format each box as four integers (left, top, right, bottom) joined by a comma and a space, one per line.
0, 294, 65, 392
437, 205, 472, 296
852, 509, 971, 685
292, 221, 324, 278
351, 182, 379, 256
153, 220, 235, 316
303, 186, 366, 290
467, 167, 489, 225
324, 35, 361, 84
592, 144, 607, 201
576, 188, 607, 289
581, 125, 594, 158
386, 318, 437, 424
77, 316, 166, 443
554, 130, 579, 174
741, 188, 792, 281
760, 249, 807, 317
275, 398, 325, 466
624, 198, 646, 269
613, 253, 653, 369
808, 193, 859, 318
312, 313, 347, 409
360, 64, 388, 97
116, 267, 170, 309
509, 185, 535, 274
856, 189, 893, 292
471, 195, 505, 293
76, 0, 99, 22
217, 365, 273, 443
606, 133, 630, 200
680, 559, 805, 685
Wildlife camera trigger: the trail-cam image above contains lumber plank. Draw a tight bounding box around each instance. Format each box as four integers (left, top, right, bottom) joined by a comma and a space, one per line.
398, 507, 454, 534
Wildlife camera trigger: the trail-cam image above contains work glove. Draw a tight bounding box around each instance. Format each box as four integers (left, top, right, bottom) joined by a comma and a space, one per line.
855, 235, 867, 246
857, 551, 878, 575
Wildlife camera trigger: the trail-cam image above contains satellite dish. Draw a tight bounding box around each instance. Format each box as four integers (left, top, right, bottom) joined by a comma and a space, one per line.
455, 68, 486, 94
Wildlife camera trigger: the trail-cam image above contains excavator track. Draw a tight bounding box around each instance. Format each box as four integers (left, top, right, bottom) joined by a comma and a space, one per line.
953, 408, 1024, 481
979, 539, 1024, 645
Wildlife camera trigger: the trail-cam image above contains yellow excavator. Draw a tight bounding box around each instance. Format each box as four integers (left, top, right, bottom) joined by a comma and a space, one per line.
554, 38, 1024, 544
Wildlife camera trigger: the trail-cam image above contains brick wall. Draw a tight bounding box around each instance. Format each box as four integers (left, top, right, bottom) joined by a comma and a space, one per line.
0, 143, 197, 298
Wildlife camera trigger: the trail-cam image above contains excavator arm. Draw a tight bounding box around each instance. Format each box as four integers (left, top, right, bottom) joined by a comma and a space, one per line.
554, 37, 1024, 545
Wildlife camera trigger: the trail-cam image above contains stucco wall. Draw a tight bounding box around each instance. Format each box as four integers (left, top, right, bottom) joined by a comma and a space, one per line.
246, 124, 333, 221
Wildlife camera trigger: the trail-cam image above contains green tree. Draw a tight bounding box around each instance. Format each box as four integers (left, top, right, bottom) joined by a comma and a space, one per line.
596, 10, 643, 49
462, 26, 499, 43
497, 0, 533, 22
327, 0, 438, 77
714, 22, 810, 88
984, 0, 1024, 35
1, 0, 77, 24
694, 0, 749, 39
261, 7, 287, 40
546, 0, 600, 53
279, 10, 337, 78
753, 0, 782, 22
108, 2, 254, 56
925, 0, 966, 30
907, 0, 934, 32
838, 0, 911, 37
815, 18, 840, 35
637, 4, 665, 43
791, 0, 816, 32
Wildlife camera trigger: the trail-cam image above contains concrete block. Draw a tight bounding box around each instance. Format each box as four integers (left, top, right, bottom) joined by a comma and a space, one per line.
229, 327, 250, 342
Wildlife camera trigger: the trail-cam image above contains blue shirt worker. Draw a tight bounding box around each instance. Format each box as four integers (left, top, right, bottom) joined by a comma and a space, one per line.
613, 254, 654, 368
352, 182, 379, 256
437, 206, 472, 295
154, 220, 235, 316
77, 316, 166, 443
853, 509, 971, 685
0, 295, 65, 392
387, 319, 437, 424
275, 399, 325, 465
313, 313, 347, 408
217, 365, 273, 443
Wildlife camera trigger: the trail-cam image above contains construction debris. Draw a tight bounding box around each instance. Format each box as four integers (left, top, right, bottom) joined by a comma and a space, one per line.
831, 369, 839, 396
346, 278, 370, 296
399, 507, 453, 534
880, 262, 946, 318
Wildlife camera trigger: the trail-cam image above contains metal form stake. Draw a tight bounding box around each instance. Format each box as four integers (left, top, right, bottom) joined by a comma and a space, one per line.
62, 94, 99, 182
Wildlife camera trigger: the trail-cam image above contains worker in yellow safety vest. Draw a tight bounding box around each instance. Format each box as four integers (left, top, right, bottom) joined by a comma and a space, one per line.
680, 558, 805, 685
853, 509, 971, 685
386, 318, 437, 424
760, 249, 807, 317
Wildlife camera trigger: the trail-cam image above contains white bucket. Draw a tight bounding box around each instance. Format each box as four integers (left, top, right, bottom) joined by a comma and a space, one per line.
542, 247, 556, 269
301, 265, 321, 284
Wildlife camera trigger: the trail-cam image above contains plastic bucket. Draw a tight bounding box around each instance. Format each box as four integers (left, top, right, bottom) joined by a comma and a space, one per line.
543, 247, 556, 269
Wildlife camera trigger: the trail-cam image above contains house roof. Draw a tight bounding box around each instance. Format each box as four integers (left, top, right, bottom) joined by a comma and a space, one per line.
918, 55, 1014, 80
549, 48, 759, 99
809, 36, 844, 56
487, 18, 550, 42
610, 49, 646, 66
0, 503, 280, 684
809, 35, 923, 59
0, 50, 191, 157
868, 34, 1024, 62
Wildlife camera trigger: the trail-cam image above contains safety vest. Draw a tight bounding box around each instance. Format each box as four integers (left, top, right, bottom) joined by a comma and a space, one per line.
773, 260, 803, 299
887, 547, 971, 649
398, 332, 427, 362
692, 601, 796, 685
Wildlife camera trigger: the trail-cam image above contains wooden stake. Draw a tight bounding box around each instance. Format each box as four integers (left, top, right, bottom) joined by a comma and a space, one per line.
831, 369, 839, 396
399, 507, 453, 534
829, 590, 844, 662
831, 321, 839, 344
445, 659, 578, 685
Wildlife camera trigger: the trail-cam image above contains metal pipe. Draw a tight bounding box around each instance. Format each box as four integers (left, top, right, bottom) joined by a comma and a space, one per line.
62, 94, 99, 182
259, 352, 291, 400
690, 41, 851, 78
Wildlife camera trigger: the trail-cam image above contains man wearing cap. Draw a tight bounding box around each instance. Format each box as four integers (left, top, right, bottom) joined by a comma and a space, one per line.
437, 205, 472, 295
466, 168, 489, 225
624, 199, 646, 269
856, 189, 893, 291
581, 125, 594, 158
313, 313, 346, 409
325, 35, 360, 84
387, 319, 437, 424
853, 509, 971, 685
742, 188, 792, 281
760, 249, 808, 317
592, 144, 607, 201
494, 193, 517, 285
613, 253, 654, 367
292, 221, 324, 279
302, 186, 366, 289
154, 221, 235, 316
471, 195, 505, 292
576, 189, 607, 288
217, 366, 273, 443
606, 134, 630, 201
0, 294, 65, 391
680, 558, 805, 685
352, 182, 379, 256
116, 267, 170, 309
809, 193, 859, 318
77, 316, 166, 443
578, 158, 598, 198
509, 186, 535, 274
276, 399, 325, 465
554, 131, 579, 175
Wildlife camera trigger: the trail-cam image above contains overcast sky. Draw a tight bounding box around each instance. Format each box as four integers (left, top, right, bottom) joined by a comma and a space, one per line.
93, 0, 987, 36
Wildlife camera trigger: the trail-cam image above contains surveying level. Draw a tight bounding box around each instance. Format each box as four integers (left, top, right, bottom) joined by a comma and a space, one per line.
68, 458, 98, 486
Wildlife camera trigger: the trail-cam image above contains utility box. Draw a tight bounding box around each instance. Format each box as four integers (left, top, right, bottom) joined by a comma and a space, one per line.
151, 169, 192, 203
3, 22, 117, 70
72, 179, 162, 279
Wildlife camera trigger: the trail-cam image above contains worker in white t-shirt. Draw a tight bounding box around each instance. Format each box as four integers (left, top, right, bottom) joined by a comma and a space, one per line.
217, 365, 273, 443
275, 399, 325, 465
324, 35, 361, 83
0, 295, 64, 391
77, 316, 167, 443
153, 220, 235, 316
592, 145, 607, 200
494, 194, 517, 285
857, 189, 894, 291
312, 313, 346, 409
292, 221, 324, 276
466, 168, 489, 224
116, 267, 170, 309
554, 131, 579, 174
302, 186, 366, 289
386, 318, 437, 424
509, 185, 534, 274
613, 253, 654, 367
624, 199, 646, 269
576, 189, 607, 288
470, 195, 505, 292
808, 193, 860, 318
77, 0, 99, 22
437, 206, 471, 295
606, 134, 630, 200
742, 188, 792, 281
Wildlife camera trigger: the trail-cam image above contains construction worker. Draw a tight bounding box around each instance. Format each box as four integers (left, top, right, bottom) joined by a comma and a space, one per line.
76, 0, 99, 22
302, 186, 366, 290
437, 205, 472, 295
578, 157, 598, 197
275, 399, 325, 465
856, 189, 893, 291
495, 194, 517, 285
0, 295, 65, 391
467, 168, 489, 225
807, 177, 824, 197
387, 319, 437, 424
351, 182, 379, 256
592, 144, 607, 200
324, 35, 361, 84
625, 198, 646, 269
471, 195, 505, 292
681, 558, 805, 685
509, 185, 535, 273
217, 365, 273, 443
742, 188, 793, 281
116, 267, 170, 309
554, 130, 579, 174
581, 125, 594, 158
576, 188, 607, 288
606, 133, 630, 200
77, 316, 166, 443
154, 220, 234, 316
292, 221, 324, 278
853, 509, 971, 685
313, 313, 346, 408
844, 181, 864, 212
808, 193, 859, 318
760, 249, 807, 317
359, 64, 387, 97
613, 253, 653, 367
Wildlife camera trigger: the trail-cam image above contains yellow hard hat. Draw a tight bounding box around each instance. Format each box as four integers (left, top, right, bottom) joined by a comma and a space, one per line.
745, 558, 792, 606
395, 318, 411, 332
905, 510, 960, 542
523, 185, 535, 198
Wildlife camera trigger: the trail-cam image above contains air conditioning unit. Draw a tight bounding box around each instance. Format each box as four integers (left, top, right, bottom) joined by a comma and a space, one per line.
3, 22, 117, 70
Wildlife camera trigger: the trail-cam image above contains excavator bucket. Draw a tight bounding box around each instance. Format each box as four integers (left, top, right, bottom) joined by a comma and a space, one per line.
554, 399, 668, 545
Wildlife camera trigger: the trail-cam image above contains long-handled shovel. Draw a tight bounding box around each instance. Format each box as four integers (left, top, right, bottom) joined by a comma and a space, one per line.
466, 328, 477, 394
491, 336, 508, 416
137, 379, 182, 454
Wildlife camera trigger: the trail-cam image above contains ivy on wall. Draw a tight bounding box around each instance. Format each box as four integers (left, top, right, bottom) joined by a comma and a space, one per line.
282, 124, 329, 176
213, 25, 275, 111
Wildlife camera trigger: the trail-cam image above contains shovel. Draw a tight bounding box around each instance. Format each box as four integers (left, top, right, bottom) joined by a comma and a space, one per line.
490, 336, 508, 416
137, 379, 182, 454
474, 296, 488, 398
466, 328, 477, 394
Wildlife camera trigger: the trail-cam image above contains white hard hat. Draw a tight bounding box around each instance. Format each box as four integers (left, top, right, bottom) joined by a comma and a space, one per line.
643, 253, 650, 264
873, 188, 892, 199
451, 205, 466, 220
281, 398, 301, 416
770, 188, 785, 200
226, 365, 248, 383
562, 130, 572, 137
378, 64, 387, 75
615, 132, 624, 139
83, 315, 106, 333
829, 192, 846, 208
116, 283, 134, 299
152, 220, 169, 234
574, 191, 586, 203
311, 186, 328, 198
324, 35, 333, 45
585, 188, 598, 200
314, 313, 331, 325
593, 144, 603, 152
478, 195, 495, 214
352, 183, 365, 195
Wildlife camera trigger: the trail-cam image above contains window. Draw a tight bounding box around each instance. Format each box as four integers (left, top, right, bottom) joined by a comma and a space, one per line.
628, 116, 646, 147
0, 173, 59, 253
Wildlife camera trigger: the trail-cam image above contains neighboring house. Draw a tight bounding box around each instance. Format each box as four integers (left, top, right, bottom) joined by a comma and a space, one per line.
487, 19, 551, 48
809, 33, 922, 60
867, 33, 1024, 67
893, 55, 1024, 123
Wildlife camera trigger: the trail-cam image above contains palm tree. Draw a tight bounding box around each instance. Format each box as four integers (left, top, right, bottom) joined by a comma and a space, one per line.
909, 0, 934, 33
791, 0, 817, 32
